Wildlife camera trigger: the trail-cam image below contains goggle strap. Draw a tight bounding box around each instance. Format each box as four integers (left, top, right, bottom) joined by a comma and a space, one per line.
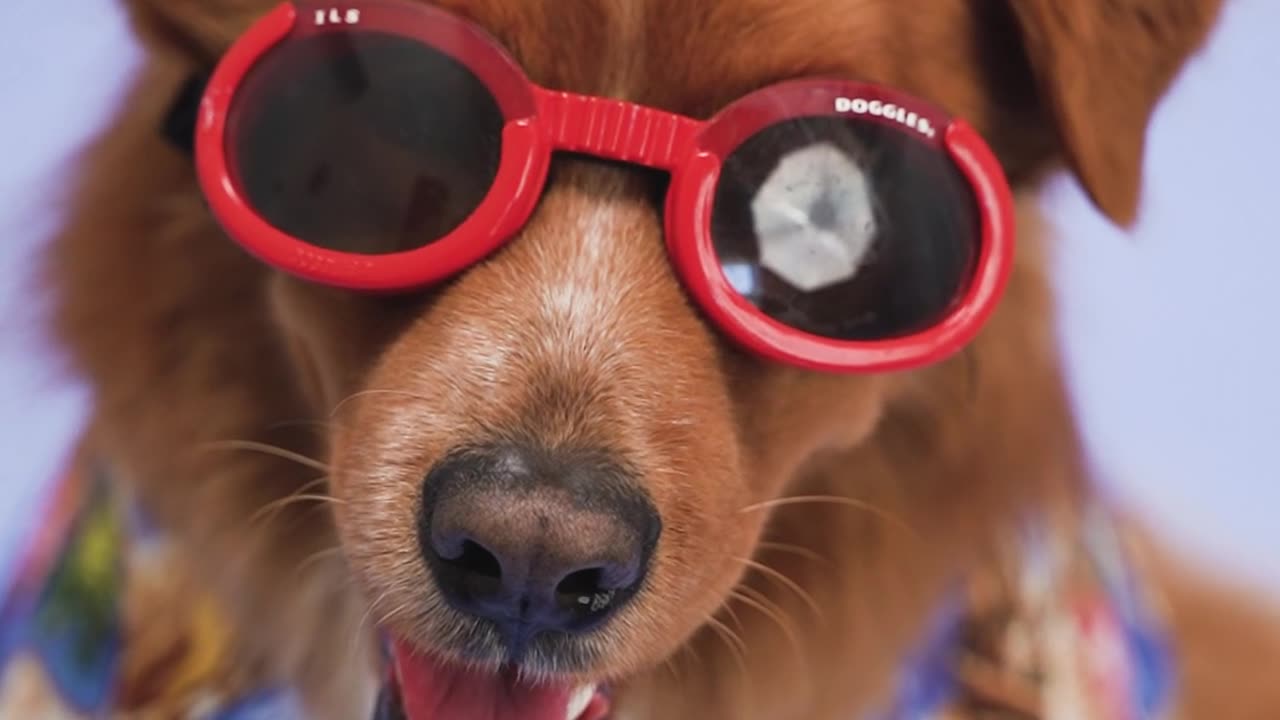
162, 72, 211, 158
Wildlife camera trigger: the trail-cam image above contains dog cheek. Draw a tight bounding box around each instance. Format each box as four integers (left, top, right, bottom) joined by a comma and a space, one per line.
326, 408, 432, 595
732, 369, 892, 497
329, 458, 444, 640
807, 377, 890, 452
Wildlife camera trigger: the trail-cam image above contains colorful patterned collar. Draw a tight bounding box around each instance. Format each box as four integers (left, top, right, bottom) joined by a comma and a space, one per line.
1, 463, 1174, 719
879, 507, 1175, 720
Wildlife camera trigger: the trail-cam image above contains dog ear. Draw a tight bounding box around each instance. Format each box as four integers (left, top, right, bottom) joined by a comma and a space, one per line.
1007, 0, 1224, 225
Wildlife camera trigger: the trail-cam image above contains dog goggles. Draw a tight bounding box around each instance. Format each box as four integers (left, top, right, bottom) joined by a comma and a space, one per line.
193, 0, 1015, 373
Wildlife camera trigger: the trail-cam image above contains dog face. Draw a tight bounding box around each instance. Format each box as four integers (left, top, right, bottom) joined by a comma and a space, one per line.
110, 0, 1224, 715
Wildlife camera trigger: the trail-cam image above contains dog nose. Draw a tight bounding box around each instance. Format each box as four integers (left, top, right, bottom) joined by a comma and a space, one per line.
419, 445, 660, 647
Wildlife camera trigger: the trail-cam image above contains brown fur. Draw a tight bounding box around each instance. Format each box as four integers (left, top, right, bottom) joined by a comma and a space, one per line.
42, 0, 1280, 717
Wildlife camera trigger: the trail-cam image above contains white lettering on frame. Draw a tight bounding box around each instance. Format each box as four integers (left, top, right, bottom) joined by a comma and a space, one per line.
835, 96, 937, 139
314, 8, 362, 25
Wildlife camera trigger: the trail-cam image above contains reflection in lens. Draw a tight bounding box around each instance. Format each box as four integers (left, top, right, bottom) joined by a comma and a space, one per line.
227, 30, 505, 254
710, 116, 979, 342
749, 142, 879, 293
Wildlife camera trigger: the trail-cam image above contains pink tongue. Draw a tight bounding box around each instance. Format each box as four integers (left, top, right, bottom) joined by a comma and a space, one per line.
392, 641, 582, 720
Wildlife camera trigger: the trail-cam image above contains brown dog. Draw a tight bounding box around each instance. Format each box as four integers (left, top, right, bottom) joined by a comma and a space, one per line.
43, 0, 1280, 718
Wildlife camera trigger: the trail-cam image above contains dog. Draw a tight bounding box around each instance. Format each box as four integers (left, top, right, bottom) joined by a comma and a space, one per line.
40, 0, 1280, 718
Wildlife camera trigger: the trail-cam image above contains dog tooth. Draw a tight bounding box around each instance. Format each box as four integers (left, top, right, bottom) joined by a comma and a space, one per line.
566, 683, 596, 720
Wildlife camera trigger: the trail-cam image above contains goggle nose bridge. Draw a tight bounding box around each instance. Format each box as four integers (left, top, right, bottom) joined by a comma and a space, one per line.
535, 90, 704, 172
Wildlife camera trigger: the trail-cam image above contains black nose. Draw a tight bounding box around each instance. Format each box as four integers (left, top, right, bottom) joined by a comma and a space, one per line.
419, 445, 660, 651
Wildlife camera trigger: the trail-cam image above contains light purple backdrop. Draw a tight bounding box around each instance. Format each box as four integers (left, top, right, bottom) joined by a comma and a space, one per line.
2, 1, 1276, 594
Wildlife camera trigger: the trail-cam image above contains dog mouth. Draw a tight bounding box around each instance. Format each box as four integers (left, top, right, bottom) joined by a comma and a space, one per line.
376, 641, 611, 720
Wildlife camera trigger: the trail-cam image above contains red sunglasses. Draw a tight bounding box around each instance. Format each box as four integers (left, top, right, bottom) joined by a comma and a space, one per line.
193, 0, 1015, 373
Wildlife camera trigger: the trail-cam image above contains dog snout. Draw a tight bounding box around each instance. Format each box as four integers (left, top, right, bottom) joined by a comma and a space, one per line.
419, 444, 660, 651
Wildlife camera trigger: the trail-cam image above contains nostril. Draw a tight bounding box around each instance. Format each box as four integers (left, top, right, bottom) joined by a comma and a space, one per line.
554, 562, 640, 619
452, 540, 502, 578
434, 538, 504, 599
556, 567, 602, 597
555, 567, 610, 615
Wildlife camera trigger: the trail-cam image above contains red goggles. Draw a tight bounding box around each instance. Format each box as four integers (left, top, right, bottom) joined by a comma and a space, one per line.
193, 0, 1015, 373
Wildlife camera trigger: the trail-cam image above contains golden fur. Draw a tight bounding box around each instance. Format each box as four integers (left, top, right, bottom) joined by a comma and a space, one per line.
43, 0, 1280, 717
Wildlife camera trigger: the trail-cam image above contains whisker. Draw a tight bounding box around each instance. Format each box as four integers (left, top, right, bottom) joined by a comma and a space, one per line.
292, 546, 346, 582
267, 418, 344, 436
669, 630, 705, 679
738, 494, 921, 543
730, 586, 804, 662
756, 541, 831, 567
330, 388, 434, 419
353, 590, 392, 658
284, 475, 331, 498
718, 597, 746, 635
199, 439, 329, 473
734, 557, 824, 622
703, 615, 749, 680
378, 599, 417, 635
657, 657, 687, 720
248, 491, 345, 530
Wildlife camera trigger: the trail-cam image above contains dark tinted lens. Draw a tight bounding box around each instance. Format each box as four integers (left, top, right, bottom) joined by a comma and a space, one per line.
228, 30, 504, 254
710, 116, 979, 341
